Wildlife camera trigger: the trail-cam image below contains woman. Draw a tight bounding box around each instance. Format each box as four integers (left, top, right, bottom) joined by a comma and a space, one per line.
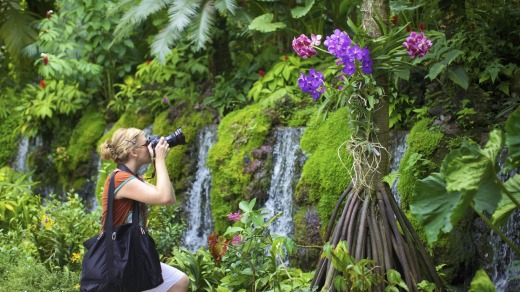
100, 127, 189, 292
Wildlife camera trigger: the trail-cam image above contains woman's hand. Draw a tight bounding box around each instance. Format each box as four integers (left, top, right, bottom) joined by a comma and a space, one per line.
149, 137, 170, 161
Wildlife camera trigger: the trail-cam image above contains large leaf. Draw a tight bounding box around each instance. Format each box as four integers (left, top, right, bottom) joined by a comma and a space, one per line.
492, 174, 520, 226
248, 13, 286, 33
506, 106, 520, 168
446, 66, 469, 90
441, 138, 502, 214
411, 173, 464, 245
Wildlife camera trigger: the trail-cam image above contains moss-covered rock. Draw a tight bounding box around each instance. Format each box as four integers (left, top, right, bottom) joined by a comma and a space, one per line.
207, 103, 272, 233
396, 118, 444, 210
54, 110, 107, 194
150, 102, 214, 195
296, 107, 354, 235
396, 118, 476, 285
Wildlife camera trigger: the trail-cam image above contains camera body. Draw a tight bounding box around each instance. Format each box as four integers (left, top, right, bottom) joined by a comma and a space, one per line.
146, 128, 186, 150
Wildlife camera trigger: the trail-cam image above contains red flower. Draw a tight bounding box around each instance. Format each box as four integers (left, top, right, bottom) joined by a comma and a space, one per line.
41, 53, 49, 65
46, 10, 53, 19
146, 60, 151, 65
406, 25, 411, 32
258, 69, 265, 77
419, 22, 424, 31
40, 80, 46, 89
391, 15, 398, 26
284, 55, 288, 61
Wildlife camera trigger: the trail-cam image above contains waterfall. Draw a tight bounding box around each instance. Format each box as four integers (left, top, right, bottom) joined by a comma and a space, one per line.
182, 125, 218, 253
487, 150, 520, 291
264, 127, 306, 237
13, 136, 29, 172
389, 131, 409, 206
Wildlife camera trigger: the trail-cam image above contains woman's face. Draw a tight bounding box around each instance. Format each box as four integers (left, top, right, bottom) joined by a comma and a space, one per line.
135, 134, 152, 164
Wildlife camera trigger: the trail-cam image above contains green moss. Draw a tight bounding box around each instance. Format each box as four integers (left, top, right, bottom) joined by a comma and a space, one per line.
54, 110, 107, 191
150, 104, 213, 192
207, 103, 271, 233
0, 94, 23, 167
396, 119, 443, 210
295, 107, 354, 236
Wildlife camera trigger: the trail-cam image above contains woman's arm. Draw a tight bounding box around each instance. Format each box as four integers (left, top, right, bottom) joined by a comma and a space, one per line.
116, 137, 176, 205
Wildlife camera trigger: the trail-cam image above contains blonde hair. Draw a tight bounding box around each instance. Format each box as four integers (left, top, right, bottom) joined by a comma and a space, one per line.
100, 128, 145, 164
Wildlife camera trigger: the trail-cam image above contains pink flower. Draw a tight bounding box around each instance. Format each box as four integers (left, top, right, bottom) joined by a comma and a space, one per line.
310, 34, 322, 46
227, 212, 242, 222
292, 34, 319, 59
403, 31, 433, 58
232, 235, 243, 245
162, 97, 169, 103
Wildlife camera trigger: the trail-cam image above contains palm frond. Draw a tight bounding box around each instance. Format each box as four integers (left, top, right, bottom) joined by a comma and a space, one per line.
151, 22, 181, 63
188, 1, 215, 51
107, 0, 141, 16
214, 0, 237, 15
167, 0, 202, 32
113, 0, 171, 42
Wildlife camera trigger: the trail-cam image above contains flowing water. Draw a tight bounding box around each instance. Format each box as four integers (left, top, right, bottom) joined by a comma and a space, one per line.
486, 150, 520, 291
264, 127, 306, 237
389, 131, 409, 206
182, 125, 218, 252
13, 136, 29, 172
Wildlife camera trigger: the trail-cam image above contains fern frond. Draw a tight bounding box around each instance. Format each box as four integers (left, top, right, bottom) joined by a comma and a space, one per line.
188, 1, 215, 51
167, 0, 202, 32
113, 0, 171, 42
151, 22, 181, 63
214, 0, 237, 15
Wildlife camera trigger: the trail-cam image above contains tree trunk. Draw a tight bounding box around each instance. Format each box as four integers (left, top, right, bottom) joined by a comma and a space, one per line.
311, 1, 443, 291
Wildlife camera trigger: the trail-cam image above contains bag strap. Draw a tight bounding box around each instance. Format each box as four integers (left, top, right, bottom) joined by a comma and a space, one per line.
105, 165, 140, 283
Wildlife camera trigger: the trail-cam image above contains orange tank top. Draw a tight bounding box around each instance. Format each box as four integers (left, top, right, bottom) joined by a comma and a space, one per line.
100, 170, 145, 230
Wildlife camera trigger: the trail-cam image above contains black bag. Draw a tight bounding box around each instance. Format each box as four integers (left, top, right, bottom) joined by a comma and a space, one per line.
80, 166, 163, 292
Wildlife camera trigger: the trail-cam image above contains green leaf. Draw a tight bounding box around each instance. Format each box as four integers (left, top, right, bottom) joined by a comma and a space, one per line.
492, 174, 520, 226
506, 106, 520, 168
248, 13, 286, 33
442, 141, 502, 214
223, 226, 244, 236
291, 0, 315, 19
446, 66, 469, 90
468, 269, 496, 292
428, 63, 445, 80
442, 49, 463, 65
411, 173, 463, 244
394, 68, 410, 81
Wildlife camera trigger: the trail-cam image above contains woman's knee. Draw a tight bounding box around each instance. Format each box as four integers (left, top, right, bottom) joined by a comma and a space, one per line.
168, 274, 189, 292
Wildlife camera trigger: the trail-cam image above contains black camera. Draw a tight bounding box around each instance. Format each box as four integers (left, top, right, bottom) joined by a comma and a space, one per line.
146, 128, 186, 150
